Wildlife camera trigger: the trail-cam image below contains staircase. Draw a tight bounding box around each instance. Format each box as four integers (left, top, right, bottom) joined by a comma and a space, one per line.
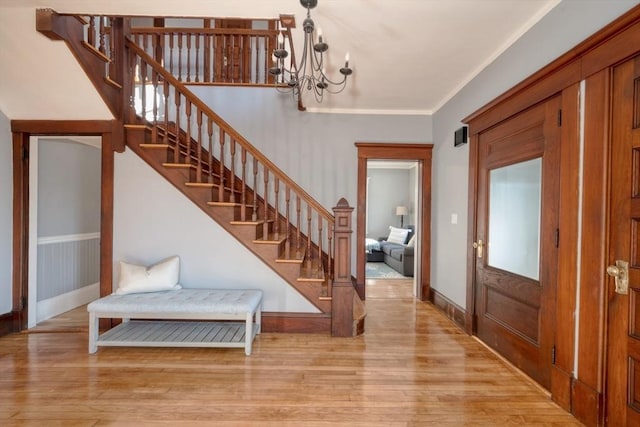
36, 9, 364, 336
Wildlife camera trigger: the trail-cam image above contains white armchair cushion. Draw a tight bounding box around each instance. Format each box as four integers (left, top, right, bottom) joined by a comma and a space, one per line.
387, 226, 410, 244
115, 255, 181, 295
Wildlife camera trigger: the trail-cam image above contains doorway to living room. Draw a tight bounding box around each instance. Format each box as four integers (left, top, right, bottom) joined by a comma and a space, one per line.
365, 160, 418, 292
355, 143, 433, 301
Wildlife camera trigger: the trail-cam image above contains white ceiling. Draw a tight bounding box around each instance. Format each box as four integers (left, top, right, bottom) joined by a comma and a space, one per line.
0, 0, 560, 116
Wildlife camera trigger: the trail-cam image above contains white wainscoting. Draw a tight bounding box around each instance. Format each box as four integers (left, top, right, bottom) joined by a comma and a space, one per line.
36, 232, 100, 323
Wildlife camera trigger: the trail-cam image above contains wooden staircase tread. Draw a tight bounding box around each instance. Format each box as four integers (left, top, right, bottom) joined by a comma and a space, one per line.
81, 40, 110, 63
185, 182, 216, 188
276, 251, 305, 263
104, 76, 122, 89
252, 234, 287, 245
125, 123, 152, 131
207, 201, 238, 207
162, 163, 194, 169
229, 219, 271, 226
140, 143, 170, 149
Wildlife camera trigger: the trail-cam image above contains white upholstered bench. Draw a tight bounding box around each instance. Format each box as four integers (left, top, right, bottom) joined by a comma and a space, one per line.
87, 289, 262, 355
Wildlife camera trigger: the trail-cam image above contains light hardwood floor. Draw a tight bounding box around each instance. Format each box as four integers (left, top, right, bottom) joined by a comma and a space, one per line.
0, 280, 581, 426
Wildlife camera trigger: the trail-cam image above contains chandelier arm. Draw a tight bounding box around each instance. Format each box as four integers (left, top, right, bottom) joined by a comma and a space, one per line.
272, 0, 352, 104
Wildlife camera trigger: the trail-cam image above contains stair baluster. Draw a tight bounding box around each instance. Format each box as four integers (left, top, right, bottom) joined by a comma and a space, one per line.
263, 168, 269, 240
273, 177, 280, 237
241, 148, 247, 221
285, 187, 291, 259
229, 138, 236, 204
195, 109, 203, 183
207, 118, 214, 185
218, 130, 226, 202
252, 158, 258, 221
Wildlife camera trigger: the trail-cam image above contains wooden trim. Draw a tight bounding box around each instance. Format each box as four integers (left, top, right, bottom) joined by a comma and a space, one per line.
100, 132, 114, 299
261, 312, 331, 334
551, 82, 581, 411
354, 143, 433, 301
429, 288, 466, 331
0, 311, 16, 338
551, 366, 573, 412
576, 69, 610, 409
331, 199, 355, 337
11, 120, 114, 134
12, 132, 28, 330
572, 378, 604, 427
465, 132, 479, 335
10, 121, 115, 333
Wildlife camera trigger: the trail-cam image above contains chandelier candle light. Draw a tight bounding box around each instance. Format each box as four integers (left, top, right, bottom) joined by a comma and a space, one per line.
270, 0, 352, 103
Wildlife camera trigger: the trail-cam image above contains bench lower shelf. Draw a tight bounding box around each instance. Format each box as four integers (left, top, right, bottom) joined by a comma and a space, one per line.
96, 320, 257, 351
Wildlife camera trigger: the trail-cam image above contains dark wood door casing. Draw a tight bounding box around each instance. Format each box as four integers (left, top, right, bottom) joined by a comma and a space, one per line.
9, 120, 115, 332
354, 143, 433, 301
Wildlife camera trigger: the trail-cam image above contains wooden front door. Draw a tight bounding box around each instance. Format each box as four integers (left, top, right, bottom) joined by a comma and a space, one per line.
474, 96, 561, 389
606, 54, 640, 426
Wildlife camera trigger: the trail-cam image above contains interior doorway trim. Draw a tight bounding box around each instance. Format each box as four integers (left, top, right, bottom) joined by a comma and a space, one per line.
355, 142, 433, 300
10, 120, 115, 332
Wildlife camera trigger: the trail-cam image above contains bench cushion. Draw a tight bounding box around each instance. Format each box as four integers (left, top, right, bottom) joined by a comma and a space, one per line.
88, 289, 263, 315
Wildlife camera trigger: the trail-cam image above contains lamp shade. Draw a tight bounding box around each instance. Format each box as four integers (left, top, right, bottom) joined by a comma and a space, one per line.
395, 206, 408, 216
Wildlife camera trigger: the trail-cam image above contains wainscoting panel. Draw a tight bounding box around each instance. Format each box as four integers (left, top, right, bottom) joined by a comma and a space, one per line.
37, 233, 100, 302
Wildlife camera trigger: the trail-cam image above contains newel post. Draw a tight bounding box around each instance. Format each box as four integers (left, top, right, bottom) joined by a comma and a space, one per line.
332, 198, 355, 337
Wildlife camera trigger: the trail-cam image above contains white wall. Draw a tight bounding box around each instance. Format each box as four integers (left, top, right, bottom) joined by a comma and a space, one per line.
431, 0, 640, 308
113, 149, 320, 313
0, 110, 12, 314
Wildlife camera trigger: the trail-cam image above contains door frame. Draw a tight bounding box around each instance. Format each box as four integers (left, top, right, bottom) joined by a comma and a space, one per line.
10, 120, 116, 332
355, 142, 433, 301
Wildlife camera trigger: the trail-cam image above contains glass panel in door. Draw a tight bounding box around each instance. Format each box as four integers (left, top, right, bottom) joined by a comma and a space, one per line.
487, 158, 542, 280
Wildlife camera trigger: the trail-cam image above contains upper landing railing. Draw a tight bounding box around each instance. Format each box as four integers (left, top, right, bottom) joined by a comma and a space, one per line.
82, 15, 295, 87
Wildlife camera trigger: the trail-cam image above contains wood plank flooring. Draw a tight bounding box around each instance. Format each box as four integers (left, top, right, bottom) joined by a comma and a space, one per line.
0, 280, 581, 426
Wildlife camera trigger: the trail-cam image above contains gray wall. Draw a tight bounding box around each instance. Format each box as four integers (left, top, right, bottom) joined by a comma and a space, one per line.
0, 110, 12, 314
38, 139, 101, 237
190, 86, 433, 213
431, 0, 640, 308
367, 168, 412, 239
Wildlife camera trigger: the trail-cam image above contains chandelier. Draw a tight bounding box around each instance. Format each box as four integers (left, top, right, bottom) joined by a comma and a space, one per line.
269, 0, 352, 104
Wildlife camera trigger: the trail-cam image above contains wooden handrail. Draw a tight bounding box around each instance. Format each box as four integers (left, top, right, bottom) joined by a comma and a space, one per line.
126, 39, 334, 224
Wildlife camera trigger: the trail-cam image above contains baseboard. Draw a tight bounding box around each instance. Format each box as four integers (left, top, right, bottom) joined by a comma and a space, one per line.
571, 378, 604, 426
551, 365, 572, 411
429, 288, 467, 331
36, 282, 100, 325
0, 311, 16, 337
262, 312, 331, 334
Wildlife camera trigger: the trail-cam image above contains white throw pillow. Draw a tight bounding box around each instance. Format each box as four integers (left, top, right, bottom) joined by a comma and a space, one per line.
407, 235, 416, 247
387, 226, 410, 244
115, 255, 182, 295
